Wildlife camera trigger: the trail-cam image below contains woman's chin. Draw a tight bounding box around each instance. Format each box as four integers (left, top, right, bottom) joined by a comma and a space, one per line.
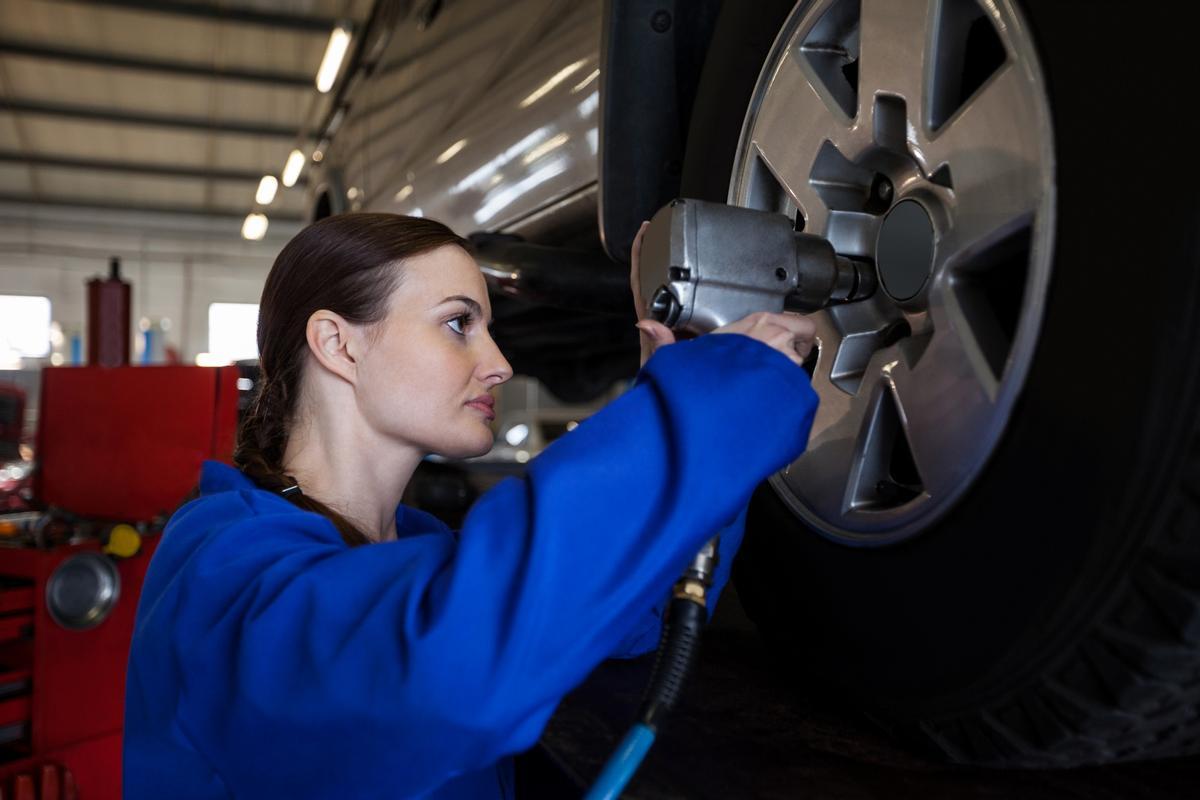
437, 437, 493, 461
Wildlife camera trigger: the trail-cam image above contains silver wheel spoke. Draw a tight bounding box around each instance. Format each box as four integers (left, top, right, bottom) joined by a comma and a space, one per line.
780, 362, 875, 521
826, 209, 884, 260
923, 64, 1049, 269
802, 310, 852, 443
857, 0, 935, 123
748, 49, 855, 226
886, 334, 995, 496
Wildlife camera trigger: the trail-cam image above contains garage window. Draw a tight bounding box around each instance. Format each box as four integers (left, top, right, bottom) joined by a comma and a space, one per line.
207, 303, 260, 363
0, 295, 52, 359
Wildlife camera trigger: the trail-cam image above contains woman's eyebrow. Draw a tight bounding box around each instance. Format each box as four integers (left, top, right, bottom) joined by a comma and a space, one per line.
438, 295, 493, 325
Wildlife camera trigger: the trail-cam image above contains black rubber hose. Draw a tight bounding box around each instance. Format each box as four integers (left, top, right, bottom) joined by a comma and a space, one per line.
638, 596, 707, 731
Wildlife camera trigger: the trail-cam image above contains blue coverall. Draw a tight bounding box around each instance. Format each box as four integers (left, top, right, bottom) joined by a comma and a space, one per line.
123, 334, 819, 798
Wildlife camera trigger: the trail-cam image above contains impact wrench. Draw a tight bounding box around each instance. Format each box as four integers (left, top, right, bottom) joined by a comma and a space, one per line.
584, 198, 878, 800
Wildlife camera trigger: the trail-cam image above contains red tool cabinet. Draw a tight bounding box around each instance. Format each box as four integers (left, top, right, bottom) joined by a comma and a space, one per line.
34, 365, 241, 522
0, 537, 158, 799
1, 365, 241, 798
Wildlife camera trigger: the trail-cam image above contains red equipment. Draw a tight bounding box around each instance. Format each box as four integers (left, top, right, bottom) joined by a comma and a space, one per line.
86, 258, 131, 369
1, 365, 241, 798
35, 366, 240, 522
0, 539, 158, 800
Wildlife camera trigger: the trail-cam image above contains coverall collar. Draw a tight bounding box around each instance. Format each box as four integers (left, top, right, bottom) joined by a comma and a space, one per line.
199, 460, 257, 495
197, 459, 425, 539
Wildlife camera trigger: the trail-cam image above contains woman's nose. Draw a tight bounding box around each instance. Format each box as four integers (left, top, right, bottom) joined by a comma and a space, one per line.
479, 334, 514, 386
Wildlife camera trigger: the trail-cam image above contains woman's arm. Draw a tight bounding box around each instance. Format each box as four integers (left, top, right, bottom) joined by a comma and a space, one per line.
607, 505, 747, 659
138, 332, 817, 797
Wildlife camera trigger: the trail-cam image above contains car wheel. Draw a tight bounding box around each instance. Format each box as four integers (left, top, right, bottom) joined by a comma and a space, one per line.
684, 0, 1200, 766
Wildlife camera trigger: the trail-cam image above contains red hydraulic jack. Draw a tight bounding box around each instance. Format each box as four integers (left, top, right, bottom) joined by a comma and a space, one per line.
0, 364, 240, 799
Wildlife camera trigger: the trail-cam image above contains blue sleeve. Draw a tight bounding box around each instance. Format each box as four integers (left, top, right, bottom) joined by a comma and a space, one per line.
140, 334, 817, 797
607, 505, 747, 659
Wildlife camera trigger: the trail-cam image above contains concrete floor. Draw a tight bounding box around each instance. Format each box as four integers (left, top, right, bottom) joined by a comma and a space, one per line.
539, 589, 1200, 799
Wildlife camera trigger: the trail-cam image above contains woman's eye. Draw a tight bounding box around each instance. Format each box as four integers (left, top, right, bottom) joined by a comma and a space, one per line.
447, 314, 472, 335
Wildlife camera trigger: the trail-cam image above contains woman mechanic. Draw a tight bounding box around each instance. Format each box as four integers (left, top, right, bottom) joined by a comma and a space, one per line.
123, 212, 819, 798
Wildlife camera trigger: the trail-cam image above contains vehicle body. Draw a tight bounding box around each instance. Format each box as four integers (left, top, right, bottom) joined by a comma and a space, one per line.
315, 0, 603, 245
313, 0, 1200, 769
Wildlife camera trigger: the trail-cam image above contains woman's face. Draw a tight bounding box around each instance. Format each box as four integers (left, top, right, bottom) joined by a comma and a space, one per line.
355, 244, 513, 459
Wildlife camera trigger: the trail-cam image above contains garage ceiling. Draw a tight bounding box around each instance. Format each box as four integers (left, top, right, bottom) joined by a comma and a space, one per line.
0, 0, 376, 227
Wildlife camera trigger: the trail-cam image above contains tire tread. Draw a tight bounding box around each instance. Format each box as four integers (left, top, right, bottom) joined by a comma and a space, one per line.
917, 422, 1200, 766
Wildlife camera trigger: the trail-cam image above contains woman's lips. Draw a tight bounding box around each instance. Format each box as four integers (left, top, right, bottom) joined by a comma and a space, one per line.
465, 396, 495, 421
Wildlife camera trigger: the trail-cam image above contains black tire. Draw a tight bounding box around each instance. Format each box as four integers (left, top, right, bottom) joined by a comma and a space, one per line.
685, 0, 1200, 767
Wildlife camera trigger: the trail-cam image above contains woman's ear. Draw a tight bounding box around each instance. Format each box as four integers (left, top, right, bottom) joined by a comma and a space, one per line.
305, 309, 363, 384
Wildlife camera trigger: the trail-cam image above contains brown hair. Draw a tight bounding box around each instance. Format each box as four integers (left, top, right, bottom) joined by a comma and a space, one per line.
234, 213, 470, 546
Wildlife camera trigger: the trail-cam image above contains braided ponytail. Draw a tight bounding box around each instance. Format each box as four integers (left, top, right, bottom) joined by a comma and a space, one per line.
234, 374, 372, 546
232, 213, 470, 546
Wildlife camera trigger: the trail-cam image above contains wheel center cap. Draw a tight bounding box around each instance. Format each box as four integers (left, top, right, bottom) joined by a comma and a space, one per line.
876, 199, 935, 301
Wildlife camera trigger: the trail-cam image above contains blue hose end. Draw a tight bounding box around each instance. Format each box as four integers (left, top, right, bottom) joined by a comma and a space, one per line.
582, 723, 657, 800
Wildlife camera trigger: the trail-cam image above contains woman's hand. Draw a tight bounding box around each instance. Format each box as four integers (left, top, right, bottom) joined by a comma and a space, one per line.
630, 219, 818, 369
712, 311, 817, 368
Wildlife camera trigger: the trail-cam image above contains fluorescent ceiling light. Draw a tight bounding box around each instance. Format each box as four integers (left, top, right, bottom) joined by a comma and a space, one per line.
241, 212, 269, 240
281, 149, 305, 187
436, 139, 468, 165
316, 25, 352, 93
394, 184, 414, 203
519, 59, 587, 108
255, 175, 278, 205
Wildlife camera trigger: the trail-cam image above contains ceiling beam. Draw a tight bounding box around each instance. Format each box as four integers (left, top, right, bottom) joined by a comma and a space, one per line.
0, 150, 307, 186
0, 97, 306, 139
44, 0, 342, 34
0, 38, 313, 88
0, 192, 305, 223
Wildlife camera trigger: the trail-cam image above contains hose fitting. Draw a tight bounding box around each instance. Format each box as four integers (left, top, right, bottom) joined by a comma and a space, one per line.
584, 537, 720, 800
638, 536, 718, 732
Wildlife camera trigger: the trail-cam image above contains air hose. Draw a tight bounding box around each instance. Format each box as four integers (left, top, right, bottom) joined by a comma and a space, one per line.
583, 538, 718, 800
